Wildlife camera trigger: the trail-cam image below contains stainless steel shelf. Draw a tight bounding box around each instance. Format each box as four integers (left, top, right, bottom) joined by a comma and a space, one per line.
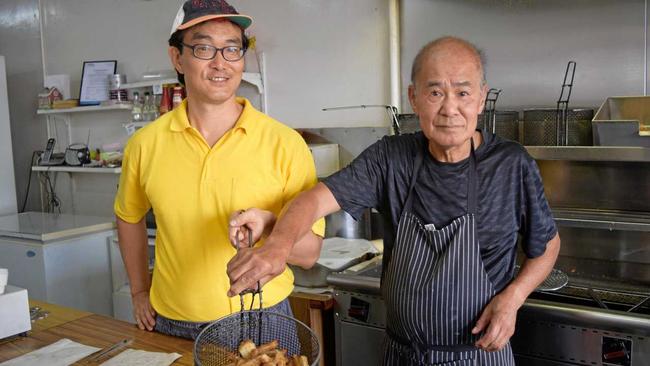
526, 146, 650, 162
37, 104, 132, 115
552, 208, 650, 232
32, 166, 121, 174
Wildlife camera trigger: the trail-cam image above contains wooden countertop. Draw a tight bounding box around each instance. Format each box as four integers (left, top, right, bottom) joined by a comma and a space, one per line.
0, 300, 194, 365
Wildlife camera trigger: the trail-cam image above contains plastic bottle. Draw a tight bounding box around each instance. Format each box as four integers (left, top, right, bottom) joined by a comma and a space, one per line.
131, 92, 143, 122
143, 92, 153, 121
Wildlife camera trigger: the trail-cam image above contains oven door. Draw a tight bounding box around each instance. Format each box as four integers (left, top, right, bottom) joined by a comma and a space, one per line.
335, 319, 385, 366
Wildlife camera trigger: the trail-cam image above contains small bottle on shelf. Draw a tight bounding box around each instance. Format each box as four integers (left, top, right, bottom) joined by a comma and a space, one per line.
131, 92, 143, 122
142, 92, 154, 121
172, 86, 183, 109
159, 85, 171, 116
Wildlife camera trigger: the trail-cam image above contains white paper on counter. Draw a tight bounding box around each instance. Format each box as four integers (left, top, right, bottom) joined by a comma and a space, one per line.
0, 338, 99, 366
100, 349, 182, 366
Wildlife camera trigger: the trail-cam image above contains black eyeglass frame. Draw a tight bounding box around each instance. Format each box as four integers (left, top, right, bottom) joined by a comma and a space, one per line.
180, 42, 247, 62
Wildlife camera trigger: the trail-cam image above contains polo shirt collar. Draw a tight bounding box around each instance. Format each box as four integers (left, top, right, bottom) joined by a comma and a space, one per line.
169, 97, 255, 134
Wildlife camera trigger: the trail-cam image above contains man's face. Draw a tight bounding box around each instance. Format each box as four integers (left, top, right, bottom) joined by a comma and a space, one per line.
408, 47, 486, 150
169, 19, 244, 106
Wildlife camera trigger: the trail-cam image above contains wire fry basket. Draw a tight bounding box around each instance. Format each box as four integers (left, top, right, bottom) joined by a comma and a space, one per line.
194, 310, 320, 366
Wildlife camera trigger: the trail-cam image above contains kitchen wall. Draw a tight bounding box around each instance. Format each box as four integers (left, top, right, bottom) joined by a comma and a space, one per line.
0, 0, 47, 214
2, 0, 391, 216
1, 0, 649, 216
401, 0, 646, 111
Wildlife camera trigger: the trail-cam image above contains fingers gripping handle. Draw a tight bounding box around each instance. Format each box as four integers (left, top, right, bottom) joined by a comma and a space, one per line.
234, 226, 263, 309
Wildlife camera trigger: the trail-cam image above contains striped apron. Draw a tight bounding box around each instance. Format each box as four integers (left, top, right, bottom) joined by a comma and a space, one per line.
382, 142, 515, 365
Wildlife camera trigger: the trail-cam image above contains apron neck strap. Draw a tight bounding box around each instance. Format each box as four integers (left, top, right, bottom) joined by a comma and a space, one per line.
404, 136, 478, 215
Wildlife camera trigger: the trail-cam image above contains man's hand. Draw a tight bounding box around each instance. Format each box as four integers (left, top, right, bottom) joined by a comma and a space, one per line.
228, 208, 276, 247
226, 240, 291, 297
132, 291, 156, 331
472, 288, 525, 352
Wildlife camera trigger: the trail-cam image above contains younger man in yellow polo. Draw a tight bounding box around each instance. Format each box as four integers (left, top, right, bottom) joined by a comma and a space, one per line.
114, 0, 324, 339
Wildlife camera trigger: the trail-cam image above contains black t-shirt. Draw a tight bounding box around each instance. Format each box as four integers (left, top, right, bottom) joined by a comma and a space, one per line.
323, 130, 557, 292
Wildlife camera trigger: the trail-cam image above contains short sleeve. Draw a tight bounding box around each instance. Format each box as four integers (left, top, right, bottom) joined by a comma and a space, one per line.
519, 156, 557, 258
281, 139, 325, 237
114, 137, 151, 223
323, 138, 388, 220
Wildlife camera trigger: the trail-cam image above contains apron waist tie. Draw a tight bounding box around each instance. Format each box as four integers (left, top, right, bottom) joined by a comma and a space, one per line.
386, 327, 478, 356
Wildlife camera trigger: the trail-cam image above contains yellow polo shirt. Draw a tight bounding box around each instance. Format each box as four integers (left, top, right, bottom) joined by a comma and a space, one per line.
114, 97, 324, 322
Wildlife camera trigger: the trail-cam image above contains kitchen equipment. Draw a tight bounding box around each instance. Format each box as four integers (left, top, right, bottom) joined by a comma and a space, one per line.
322, 105, 401, 135
194, 229, 321, 366
325, 209, 371, 239
308, 143, 340, 178
592, 96, 650, 147
0, 285, 31, 339
514, 265, 568, 292
64, 143, 91, 166
555, 61, 576, 146
0, 268, 6, 294
194, 311, 320, 366
396, 113, 420, 134
291, 237, 378, 288
108, 74, 128, 104
72, 338, 132, 365
478, 110, 520, 142
523, 108, 593, 146
480, 88, 501, 133
523, 61, 594, 146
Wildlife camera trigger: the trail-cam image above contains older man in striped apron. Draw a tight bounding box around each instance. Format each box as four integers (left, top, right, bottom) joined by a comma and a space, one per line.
227, 36, 561, 365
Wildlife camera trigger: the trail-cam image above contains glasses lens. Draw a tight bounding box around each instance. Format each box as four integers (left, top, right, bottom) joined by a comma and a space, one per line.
193, 45, 217, 60
222, 47, 244, 61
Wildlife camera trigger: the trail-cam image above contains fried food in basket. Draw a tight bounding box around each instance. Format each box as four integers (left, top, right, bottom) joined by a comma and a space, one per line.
222, 339, 309, 366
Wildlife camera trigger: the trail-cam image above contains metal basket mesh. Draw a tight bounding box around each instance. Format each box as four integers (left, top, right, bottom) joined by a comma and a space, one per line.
522, 108, 594, 146
194, 310, 320, 366
515, 265, 568, 292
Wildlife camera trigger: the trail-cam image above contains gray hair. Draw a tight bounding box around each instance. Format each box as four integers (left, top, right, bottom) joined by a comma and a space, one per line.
410, 36, 486, 86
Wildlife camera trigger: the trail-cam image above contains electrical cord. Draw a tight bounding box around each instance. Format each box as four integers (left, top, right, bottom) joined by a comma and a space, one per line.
20, 151, 39, 213
44, 172, 61, 213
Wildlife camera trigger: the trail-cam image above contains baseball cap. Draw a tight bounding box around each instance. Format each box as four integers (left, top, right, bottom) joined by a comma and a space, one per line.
170, 0, 253, 35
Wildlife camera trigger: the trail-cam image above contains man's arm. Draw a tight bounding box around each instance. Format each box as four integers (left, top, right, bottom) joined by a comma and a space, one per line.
116, 216, 156, 331
472, 232, 561, 351
228, 208, 323, 269
226, 183, 340, 296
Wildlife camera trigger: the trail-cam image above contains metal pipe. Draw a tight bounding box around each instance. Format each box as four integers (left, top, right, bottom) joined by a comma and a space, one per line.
388, 0, 401, 117
645, 0, 648, 95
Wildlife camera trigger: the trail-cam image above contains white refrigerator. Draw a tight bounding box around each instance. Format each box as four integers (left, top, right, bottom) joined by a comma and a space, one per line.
0, 55, 17, 215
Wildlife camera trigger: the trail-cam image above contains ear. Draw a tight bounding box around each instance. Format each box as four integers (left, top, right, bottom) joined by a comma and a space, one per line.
408, 84, 418, 115
168, 46, 183, 75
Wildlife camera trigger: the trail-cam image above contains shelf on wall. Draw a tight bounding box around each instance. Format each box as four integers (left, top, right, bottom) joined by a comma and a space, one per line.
121, 72, 263, 94
37, 104, 133, 115
32, 166, 122, 174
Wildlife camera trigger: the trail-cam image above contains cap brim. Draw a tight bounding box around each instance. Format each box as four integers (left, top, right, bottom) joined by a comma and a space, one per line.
176, 14, 253, 31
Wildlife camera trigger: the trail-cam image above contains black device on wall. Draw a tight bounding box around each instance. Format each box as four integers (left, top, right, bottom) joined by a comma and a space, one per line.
39, 138, 65, 166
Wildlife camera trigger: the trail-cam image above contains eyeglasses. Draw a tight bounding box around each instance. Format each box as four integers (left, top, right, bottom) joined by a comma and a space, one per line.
181, 42, 246, 62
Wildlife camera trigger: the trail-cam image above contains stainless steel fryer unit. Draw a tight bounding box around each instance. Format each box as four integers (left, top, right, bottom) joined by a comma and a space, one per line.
592, 95, 650, 147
